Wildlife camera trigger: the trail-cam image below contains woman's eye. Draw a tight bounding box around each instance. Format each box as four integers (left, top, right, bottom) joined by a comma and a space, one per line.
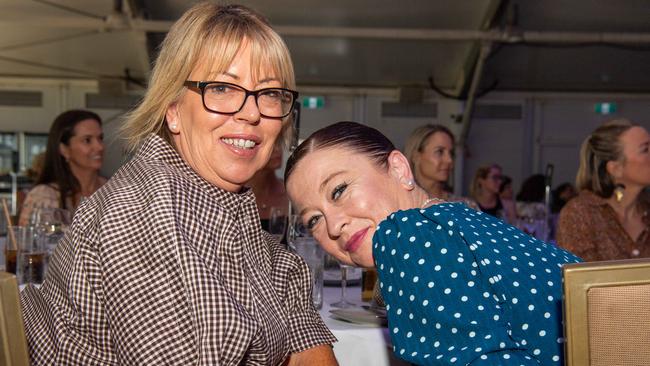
331, 183, 348, 201
306, 215, 321, 230
206, 83, 232, 94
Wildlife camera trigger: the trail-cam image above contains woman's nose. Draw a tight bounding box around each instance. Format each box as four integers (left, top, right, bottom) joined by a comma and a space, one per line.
234, 94, 261, 124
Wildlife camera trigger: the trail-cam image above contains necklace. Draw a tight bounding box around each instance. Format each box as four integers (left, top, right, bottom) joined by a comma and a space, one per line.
421, 197, 445, 208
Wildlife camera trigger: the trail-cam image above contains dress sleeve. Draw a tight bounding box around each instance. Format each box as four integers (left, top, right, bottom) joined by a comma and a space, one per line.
556, 201, 594, 261
373, 207, 535, 365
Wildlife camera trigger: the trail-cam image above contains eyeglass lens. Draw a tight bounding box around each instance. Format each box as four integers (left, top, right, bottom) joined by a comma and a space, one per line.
203, 82, 294, 118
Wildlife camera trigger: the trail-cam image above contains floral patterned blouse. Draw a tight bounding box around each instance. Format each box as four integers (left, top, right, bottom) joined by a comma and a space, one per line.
556, 190, 650, 262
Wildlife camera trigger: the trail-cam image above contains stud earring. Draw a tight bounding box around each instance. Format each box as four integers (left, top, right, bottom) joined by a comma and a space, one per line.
170, 123, 178, 131
614, 183, 625, 203
406, 179, 415, 189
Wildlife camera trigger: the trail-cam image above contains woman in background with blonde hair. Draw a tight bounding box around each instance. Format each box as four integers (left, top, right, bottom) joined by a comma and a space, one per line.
404, 124, 478, 209
557, 119, 650, 261
470, 164, 517, 223
20, 3, 336, 364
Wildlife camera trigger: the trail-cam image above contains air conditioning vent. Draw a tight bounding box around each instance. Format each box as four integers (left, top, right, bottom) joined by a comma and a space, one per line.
473, 104, 522, 119
0, 90, 42, 107
85, 93, 141, 110
382, 102, 437, 118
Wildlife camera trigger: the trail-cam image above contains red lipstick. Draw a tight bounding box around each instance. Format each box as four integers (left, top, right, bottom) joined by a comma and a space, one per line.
345, 227, 369, 253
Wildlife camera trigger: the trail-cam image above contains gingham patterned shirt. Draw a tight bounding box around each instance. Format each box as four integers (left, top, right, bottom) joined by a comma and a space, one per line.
20, 134, 335, 365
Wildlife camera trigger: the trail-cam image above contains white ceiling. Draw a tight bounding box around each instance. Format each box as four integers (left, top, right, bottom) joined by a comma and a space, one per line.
1, 0, 649, 94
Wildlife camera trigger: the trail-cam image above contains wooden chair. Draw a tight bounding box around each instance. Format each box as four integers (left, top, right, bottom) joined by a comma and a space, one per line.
563, 258, 650, 366
0, 271, 29, 366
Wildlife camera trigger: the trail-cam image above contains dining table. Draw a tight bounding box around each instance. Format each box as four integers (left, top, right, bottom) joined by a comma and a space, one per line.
320, 283, 410, 366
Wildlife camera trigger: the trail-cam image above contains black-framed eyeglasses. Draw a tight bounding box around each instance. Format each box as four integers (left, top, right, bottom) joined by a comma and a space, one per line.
184, 80, 298, 119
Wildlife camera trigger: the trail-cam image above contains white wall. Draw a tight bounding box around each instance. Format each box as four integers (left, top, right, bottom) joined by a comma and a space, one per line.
1, 78, 649, 195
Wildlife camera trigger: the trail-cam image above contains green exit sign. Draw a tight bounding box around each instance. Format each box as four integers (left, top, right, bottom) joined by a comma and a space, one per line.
302, 96, 325, 109
594, 102, 617, 115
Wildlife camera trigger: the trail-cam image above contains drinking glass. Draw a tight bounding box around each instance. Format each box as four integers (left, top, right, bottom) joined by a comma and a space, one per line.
31, 207, 71, 255
288, 214, 324, 309
331, 262, 355, 308
11, 226, 46, 285
268, 207, 286, 242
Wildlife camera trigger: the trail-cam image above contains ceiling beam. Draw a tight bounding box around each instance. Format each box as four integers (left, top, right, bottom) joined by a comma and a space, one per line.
3, 18, 650, 43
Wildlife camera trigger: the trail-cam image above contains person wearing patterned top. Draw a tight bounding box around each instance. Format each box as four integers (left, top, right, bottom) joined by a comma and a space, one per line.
285, 121, 581, 365
18, 110, 107, 226
20, 3, 336, 365
557, 119, 650, 262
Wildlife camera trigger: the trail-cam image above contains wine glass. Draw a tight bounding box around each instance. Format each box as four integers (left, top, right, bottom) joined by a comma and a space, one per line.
268, 206, 286, 242
331, 262, 355, 308
32, 207, 71, 255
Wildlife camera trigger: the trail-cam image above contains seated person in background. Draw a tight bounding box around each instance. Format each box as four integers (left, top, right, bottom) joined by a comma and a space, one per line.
20, 3, 336, 364
19, 109, 106, 225
404, 124, 478, 210
515, 174, 547, 219
557, 119, 650, 261
499, 175, 514, 202
248, 142, 289, 231
550, 182, 576, 214
285, 121, 581, 366
470, 164, 517, 224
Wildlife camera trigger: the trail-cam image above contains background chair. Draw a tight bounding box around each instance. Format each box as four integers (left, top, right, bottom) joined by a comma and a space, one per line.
0, 271, 29, 366
563, 258, 650, 366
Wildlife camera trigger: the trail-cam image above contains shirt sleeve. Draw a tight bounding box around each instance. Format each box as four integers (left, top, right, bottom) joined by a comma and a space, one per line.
274, 239, 336, 353
373, 207, 531, 365
556, 201, 595, 261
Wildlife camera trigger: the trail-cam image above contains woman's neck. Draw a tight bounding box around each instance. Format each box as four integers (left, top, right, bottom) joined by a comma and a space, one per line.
69, 165, 101, 197
476, 190, 497, 208
419, 178, 448, 200
606, 185, 643, 222
249, 169, 281, 197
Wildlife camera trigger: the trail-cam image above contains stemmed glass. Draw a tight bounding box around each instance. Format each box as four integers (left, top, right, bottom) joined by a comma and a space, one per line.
268, 206, 286, 242
331, 262, 355, 308
31, 207, 71, 255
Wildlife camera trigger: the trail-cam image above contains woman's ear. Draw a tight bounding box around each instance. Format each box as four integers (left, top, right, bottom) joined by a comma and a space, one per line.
606, 159, 624, 179
59, 143, 70, 162
165, 102, 181, 134
388, 150, 415, 190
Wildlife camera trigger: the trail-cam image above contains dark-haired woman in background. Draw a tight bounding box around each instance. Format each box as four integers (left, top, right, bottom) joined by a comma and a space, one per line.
19, 109, 106, 225
557, 119, 650, 261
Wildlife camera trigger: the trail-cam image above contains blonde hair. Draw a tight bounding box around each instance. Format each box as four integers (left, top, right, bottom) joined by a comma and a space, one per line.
404, 124, 455, 186
470, 164, 501, 200
576, 119, 636, 198
120, 2, 296, 151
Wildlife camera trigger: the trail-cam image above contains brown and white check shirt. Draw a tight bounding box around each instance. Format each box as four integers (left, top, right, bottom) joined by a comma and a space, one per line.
20, 134, 335, 365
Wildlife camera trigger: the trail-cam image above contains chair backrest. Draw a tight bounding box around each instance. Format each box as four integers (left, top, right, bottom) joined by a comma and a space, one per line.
563, 258, 650, 366
0, 272, 29, 366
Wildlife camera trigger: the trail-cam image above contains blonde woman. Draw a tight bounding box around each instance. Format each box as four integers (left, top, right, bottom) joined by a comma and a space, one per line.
557, 119, 650, 261
20, 3, 337, 364
404, 124, 478, 209
470, 164, 517, 223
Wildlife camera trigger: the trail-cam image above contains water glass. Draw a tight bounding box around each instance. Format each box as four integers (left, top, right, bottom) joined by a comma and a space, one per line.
288, 215, 324, 309
10, 226, 46, 285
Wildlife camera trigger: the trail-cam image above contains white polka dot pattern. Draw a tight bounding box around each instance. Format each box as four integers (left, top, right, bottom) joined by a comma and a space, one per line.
373, 203, 581, 365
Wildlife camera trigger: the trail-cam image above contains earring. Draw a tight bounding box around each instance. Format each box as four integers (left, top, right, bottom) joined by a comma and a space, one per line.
406, 179, 415, 189
614, 183, 625, 203
170, 123, 177, 131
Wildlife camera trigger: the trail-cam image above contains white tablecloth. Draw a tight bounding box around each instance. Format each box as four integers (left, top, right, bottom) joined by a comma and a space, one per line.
320, 284, 410, 366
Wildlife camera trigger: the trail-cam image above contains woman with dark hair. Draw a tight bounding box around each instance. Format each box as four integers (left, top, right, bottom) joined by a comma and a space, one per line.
19, 109, 106, 225
557, 119, 650, 261
285, 121, 581, 366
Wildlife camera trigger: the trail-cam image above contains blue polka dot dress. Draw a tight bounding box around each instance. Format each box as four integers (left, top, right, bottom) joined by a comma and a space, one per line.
372, 202, 582, 365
